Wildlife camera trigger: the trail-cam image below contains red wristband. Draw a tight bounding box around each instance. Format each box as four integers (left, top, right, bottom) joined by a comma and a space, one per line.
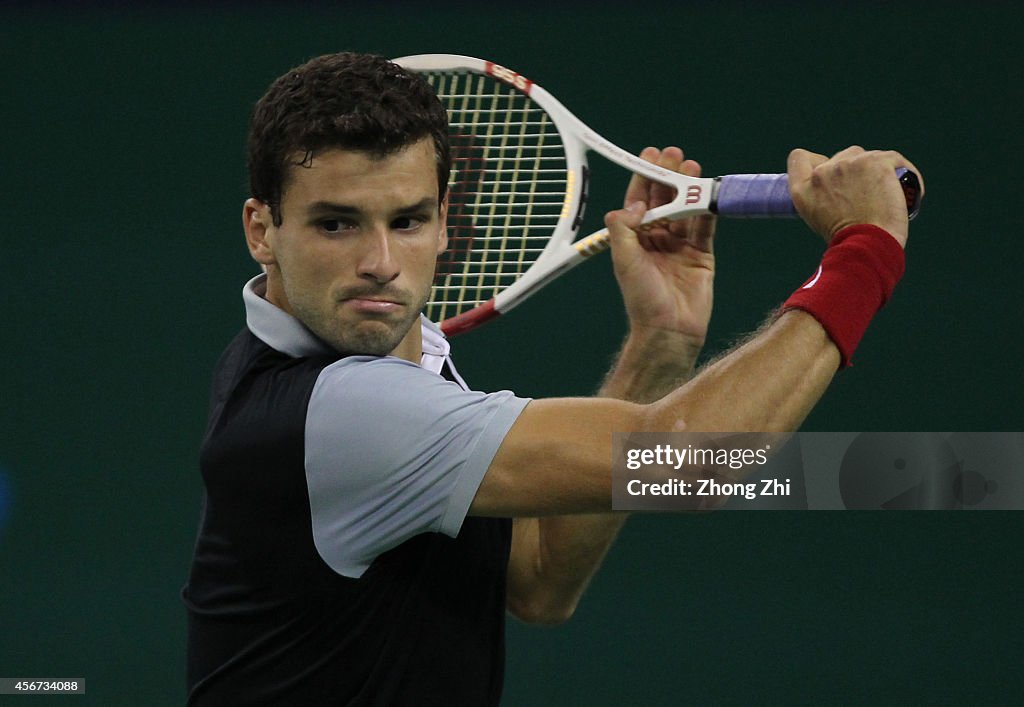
781, 224, 905, 367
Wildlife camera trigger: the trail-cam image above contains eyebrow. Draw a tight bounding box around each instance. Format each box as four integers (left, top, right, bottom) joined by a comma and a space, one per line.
305, 197, 438, 217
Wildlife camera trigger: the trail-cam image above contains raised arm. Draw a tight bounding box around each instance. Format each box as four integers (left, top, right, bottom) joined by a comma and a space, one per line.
477, 145, 920, 519
506, 147, 716, 623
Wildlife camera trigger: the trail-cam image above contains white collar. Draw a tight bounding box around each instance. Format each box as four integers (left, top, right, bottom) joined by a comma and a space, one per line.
242, 273, 463, 383
243, 273, 334, 358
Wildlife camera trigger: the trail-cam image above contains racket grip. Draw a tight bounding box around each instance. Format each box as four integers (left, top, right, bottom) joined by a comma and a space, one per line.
713, 169, 921, 219
713, 173, 795, 217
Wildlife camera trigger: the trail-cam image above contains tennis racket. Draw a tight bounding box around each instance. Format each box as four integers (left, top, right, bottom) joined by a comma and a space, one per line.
393, 54, 922, 337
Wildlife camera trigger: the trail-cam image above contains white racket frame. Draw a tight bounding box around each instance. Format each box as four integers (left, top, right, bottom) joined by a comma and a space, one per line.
395, 53, 719, 335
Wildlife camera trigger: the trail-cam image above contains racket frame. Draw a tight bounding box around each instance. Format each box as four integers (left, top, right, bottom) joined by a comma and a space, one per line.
395, 54, 920, 336
395, 53, 720, 334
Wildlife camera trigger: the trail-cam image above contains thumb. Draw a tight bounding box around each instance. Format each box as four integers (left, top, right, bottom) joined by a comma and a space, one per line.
787, 148, 817, 187
604, 200, 647, 255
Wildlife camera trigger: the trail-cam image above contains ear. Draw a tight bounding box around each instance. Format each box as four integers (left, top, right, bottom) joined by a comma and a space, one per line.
436, 193, 449, 255
243, 198, 277, 266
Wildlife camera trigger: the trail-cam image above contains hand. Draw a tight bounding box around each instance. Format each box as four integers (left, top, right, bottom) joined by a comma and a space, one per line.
787, 146, 924, 248
603, 147, 717, 350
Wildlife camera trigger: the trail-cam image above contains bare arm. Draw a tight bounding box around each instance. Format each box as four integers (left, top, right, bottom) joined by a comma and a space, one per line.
506, 326, 708, 623
479, 308, 838, 518
506, 148, 715, 623
497, 145, 917, 622
479, 144, 918, 517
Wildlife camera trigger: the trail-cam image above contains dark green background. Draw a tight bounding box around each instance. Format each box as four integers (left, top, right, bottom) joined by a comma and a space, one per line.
2, 2, 1022, 704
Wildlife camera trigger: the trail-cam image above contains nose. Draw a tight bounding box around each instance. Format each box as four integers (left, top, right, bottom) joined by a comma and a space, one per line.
356, 228, 400, 285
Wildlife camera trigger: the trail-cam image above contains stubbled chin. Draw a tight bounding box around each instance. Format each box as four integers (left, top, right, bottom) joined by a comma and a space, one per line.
328, 315, 415, 357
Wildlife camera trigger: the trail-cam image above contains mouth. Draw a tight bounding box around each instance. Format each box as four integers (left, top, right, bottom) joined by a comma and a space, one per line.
341, 296, 405, 315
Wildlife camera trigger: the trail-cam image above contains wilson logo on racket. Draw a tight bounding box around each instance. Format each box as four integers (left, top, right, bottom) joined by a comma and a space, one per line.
686, 185, 702, 204
485, 62, 532, 93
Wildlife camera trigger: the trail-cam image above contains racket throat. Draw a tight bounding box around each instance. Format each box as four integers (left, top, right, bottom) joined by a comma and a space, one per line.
571, 165, 590, 230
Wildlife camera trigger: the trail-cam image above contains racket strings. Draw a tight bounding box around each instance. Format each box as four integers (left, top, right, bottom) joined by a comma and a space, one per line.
422, 70, 569, 323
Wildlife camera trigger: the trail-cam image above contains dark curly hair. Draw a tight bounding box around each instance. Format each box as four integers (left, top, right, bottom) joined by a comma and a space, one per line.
247, 52, 451, 226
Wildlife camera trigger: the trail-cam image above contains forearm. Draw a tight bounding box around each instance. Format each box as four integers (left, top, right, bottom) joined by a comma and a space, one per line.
648, 309, 839, 432
507, 329, 698, 624
507, 512, 624, 624
481, 309, 841, 517
599, 327, 703, 403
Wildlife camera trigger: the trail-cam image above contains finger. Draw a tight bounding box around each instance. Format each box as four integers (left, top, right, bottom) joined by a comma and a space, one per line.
672, 159, 705, 226
683, 214, 717, 254
830, 144, 867, 160
605, 199, 648, 253
679, 159, 702, 179
623, 146, 660, 207
649, 146, 684, 208
787, 147, 827, 187
672, 158, 716, 253
637, 229, 659, 252
645, 154, 700, 243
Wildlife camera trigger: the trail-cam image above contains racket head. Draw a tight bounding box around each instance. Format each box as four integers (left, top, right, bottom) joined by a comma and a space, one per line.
393, 55, 589, 335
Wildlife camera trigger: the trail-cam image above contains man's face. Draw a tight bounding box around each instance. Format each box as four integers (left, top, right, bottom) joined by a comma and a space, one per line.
246, 138, 447, 361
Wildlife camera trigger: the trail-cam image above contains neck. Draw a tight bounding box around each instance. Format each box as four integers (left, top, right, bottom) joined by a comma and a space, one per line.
390, 321, 423, 364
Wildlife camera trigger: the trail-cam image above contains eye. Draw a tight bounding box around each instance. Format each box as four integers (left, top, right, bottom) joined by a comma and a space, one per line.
392, 215, 426, 232
318, 219, 354, 235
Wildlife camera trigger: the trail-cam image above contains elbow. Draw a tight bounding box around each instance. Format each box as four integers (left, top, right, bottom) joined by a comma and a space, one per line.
507, 593, 578, 626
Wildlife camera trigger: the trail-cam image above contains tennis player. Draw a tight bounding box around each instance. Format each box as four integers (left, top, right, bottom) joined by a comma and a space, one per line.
183, 52, 921, 704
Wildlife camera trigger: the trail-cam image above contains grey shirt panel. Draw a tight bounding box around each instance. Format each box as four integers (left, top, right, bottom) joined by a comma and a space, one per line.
305, 355, 530, 579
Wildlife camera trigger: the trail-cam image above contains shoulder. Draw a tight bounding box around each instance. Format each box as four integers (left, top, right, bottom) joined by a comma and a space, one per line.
317, 352, 462, 397
310, 355, 531, 430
